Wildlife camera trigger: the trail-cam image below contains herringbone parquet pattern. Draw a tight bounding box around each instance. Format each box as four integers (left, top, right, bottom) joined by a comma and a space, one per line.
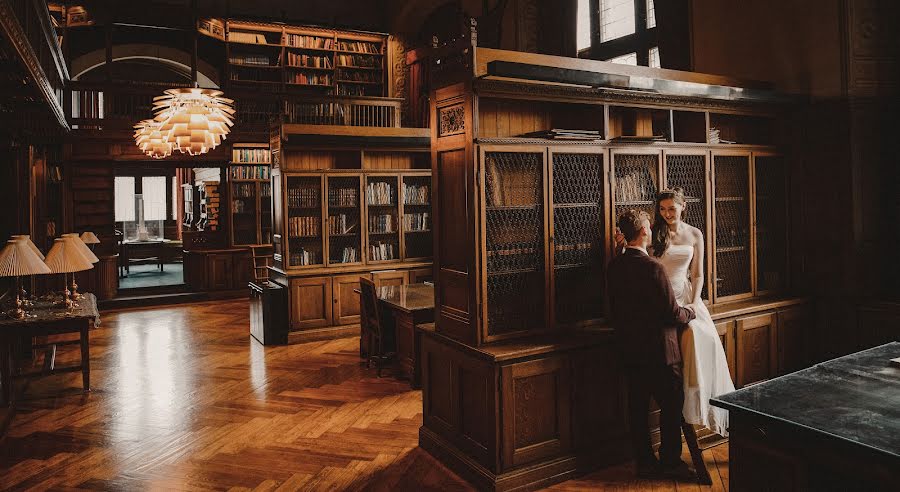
0, 300, 729, 491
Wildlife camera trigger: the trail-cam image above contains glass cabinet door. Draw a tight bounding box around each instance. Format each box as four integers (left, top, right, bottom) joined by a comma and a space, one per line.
401, 174, 432, 260
713, 153, 752, 300
230, 178, 259, 246
482, 149, 547, 339
550, 151, 604, 325
365, 175, 400, 262
664, 152, 710, 300
285, 175, 324, 267
612, 151, 661, 221
754, 154, 787, 293
259, 180, 273, 245
327, 175, 363, 265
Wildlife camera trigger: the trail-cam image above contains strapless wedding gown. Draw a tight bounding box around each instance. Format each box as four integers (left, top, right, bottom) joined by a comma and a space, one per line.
658, 244, 735, 437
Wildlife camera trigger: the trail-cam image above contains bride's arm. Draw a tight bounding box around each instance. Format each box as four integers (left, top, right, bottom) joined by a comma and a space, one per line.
689, 228, 705, 305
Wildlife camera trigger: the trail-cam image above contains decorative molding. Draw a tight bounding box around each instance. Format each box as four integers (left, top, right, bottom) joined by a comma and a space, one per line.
389, 35, 410, 125
438, 104, 466, 137
0, 0, 68, 131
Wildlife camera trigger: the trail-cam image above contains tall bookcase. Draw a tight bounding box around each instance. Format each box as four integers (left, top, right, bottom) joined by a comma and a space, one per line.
200, 19, 386, 96
420, 47, 807, 491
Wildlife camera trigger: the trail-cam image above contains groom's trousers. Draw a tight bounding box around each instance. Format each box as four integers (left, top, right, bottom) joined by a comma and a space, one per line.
625, 363, 685, 467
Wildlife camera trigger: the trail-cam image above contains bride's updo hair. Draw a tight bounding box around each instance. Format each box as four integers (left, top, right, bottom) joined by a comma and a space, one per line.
652, 187, 686, 258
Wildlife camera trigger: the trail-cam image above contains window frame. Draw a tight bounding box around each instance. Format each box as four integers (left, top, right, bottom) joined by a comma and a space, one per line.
580, 0, 659, 67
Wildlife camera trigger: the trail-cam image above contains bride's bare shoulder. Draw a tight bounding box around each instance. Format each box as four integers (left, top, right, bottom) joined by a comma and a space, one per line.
687, 224, 704, 241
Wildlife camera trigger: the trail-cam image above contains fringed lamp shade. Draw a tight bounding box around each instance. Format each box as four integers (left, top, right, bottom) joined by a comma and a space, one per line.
152, 88, 234, 156
44, 238, 94, 274
0, 240, 51, 277
61, 233, 100, 263
80, 231, 100, 245
10, 234, 45, 260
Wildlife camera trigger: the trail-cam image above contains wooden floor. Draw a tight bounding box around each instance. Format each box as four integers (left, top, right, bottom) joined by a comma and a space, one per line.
0, 300, 730, 491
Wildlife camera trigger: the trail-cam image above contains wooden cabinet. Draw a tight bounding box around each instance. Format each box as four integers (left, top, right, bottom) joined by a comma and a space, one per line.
232, 251, 253, 289
408, 267, 433, 284
332, 274, 362, 325
735, 312, 777, 387
372, 270, 407, 289
207, 253, 232, 291
289, 276, 332, 329
715, 319, 737, 382
776, 306, 810, 375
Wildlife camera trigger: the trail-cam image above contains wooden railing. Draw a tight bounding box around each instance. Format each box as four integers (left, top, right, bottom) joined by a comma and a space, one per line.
66, 82, 405, 133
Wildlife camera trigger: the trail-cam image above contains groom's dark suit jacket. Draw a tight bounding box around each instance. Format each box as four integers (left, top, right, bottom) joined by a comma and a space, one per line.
607, 247, 696, 366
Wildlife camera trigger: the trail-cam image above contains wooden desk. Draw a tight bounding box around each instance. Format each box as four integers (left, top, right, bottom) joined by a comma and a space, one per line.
121, 239, 170, 276
712, 342, 900, 491
358, 283, 434, 387
0, 294, 99, 406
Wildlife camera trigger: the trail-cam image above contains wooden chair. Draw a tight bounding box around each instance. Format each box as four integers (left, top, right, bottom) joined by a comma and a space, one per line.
682, 421, 713, 485
250, 245, 273, 282
358, 277, 395, 376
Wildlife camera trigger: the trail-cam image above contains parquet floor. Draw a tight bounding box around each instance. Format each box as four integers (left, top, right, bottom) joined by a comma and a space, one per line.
0, 300, 729, 491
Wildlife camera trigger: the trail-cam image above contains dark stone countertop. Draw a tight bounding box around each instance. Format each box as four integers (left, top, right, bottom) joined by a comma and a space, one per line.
712, 342, 900, 459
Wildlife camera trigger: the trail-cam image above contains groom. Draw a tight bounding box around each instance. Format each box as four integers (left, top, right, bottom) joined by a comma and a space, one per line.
607, 210, 696, 479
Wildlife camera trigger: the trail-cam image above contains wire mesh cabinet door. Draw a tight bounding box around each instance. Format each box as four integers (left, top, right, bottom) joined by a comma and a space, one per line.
712, 151, 753, 302
611, 149, 663, 242
753, 152, 788, 295
663, 150, 712, 302
548, 148, 606, 327
479, 146, 550, 342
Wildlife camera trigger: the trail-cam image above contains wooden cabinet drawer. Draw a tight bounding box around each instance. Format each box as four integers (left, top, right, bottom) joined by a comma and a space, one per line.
290, 276, 333, 330
332, 274, 362, 325
735, 312, 777, 387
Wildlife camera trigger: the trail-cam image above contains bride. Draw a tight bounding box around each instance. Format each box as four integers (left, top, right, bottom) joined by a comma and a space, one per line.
651, 187, 734, 436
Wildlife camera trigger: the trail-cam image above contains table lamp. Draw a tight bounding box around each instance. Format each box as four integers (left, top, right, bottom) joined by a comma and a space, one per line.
0, 239, 51, 318
10, 235, 45, 299
44, 237, 94, 310
61, 234, 99, 299
80, 231, 100, 251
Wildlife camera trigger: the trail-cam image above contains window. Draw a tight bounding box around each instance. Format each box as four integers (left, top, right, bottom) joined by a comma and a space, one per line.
578, 0, 661, 67
115, 177, 135, 222
649, 46, 660, 68
608, 52, 638, 65
142, 176, 167, 221
600, 0, 636, 42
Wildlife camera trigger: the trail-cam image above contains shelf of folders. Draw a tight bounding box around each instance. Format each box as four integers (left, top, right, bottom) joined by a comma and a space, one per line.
232, 147, 271, 164
366, 181, 395, 205
402, 183, 429, 205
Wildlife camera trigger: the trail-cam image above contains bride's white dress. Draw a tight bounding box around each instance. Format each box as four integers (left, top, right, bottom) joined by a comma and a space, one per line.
658, 244, 735, 437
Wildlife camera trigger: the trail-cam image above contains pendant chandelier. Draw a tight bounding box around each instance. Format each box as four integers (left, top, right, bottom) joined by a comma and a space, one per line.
133, 119, 173, 159
133, 87, 235, 158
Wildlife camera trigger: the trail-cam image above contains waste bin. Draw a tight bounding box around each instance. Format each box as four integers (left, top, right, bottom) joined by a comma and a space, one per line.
249, 281, 288, 345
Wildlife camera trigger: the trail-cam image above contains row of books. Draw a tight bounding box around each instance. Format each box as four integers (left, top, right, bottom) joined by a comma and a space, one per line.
229, 55, 272, 66
369, 242, 396, 261
403, 184, 429, 205
229, 31, 275, 44
230, 70, 280, 83
708, 127, 736, 145
403, 213, 429, 232
231, 198, 255, 213
260, 183, 271, 198
232, 183, 257, 199
368, 214, 395, 233
231, 164, 270, 178
337, 85, 379, 96
336, 71, 381, 83
366, 182, 395, 205
288, 216, 321, 237
287, 187, 319, 208
335, 54, 380, 68
329, 214, 358, 235
287, 72, 332, 85
285, 34, 333, 49
286, 53, 332, 68
615, 170, 656, 202
328, 187, 358, 207
233, 149, 271, 164
290, 248, 319, 266
335, 246, 359, 263
336, 40, 380, 53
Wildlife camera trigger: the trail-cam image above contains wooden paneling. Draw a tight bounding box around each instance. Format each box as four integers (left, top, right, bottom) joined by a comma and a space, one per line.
332, 274, 362, 325
735, 312, 776, 387
363, 151, 421, 170
477, 99, 552, 138
572, 347, 628, 451
372, 270, 407, 289
500, 356, 571, 469
69, 165, 114, 242
282, 151, 339, 171
206, 253, 232, 291
776, 306, 810, 375
715, 319, 737, 382
232, 252, 253, 289
289, 276, 333, 329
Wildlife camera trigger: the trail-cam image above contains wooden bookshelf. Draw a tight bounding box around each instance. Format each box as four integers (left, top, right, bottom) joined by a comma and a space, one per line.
204, 19, 386, 95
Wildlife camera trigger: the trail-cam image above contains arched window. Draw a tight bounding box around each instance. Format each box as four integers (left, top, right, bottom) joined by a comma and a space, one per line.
577, 0, 660, 67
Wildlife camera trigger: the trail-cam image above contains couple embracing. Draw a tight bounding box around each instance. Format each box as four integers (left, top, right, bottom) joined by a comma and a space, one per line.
607, 188, 734, 480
